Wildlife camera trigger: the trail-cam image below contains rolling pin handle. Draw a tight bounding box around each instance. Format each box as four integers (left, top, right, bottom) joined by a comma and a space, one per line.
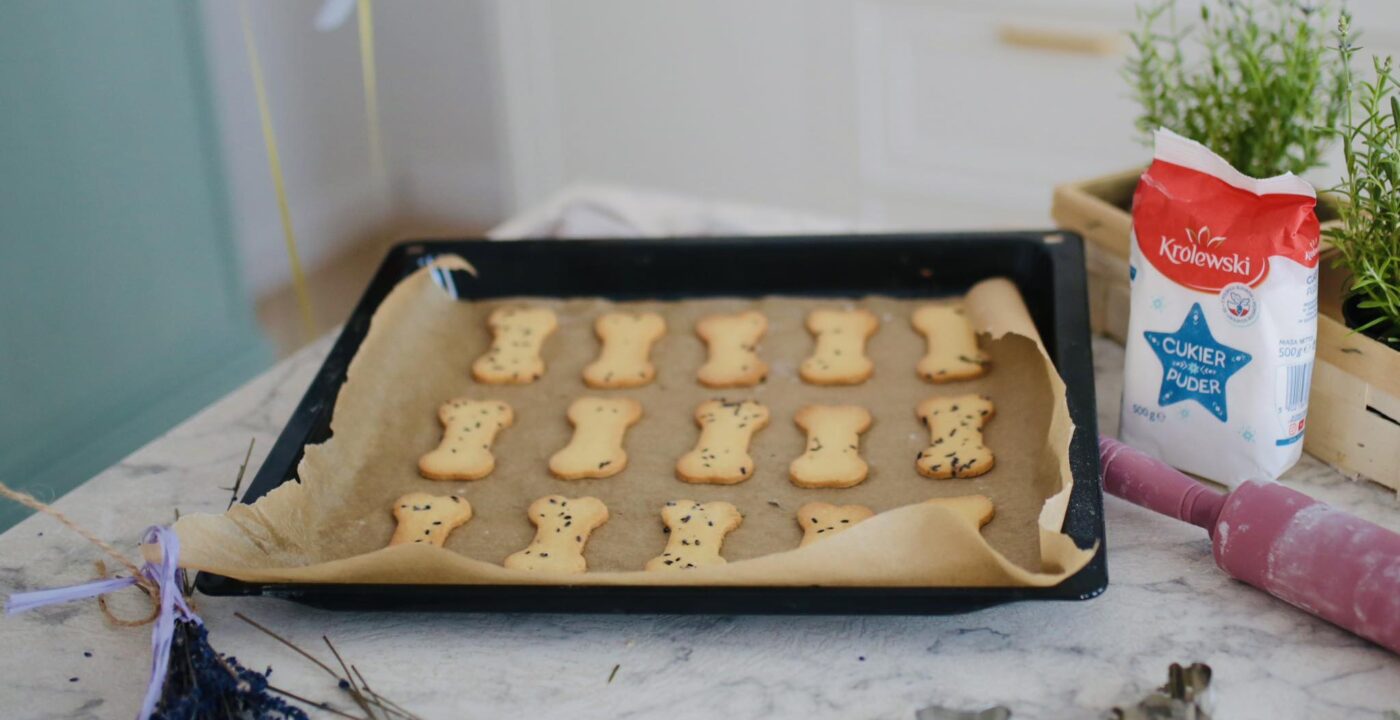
1098, 436, 1226, 531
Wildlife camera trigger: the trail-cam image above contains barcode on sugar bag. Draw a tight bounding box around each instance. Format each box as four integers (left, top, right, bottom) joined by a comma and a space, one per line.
1278, 362, 1314, 412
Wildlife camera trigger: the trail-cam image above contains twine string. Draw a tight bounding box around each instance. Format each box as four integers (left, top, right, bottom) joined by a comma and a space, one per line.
94, 561, 162, 628
239, 0, 316, 341
357, 0, 385, 185
0, 481, 149, 588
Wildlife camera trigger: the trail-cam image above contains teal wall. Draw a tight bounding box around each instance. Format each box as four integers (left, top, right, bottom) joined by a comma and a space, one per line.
0, 1, 271, 530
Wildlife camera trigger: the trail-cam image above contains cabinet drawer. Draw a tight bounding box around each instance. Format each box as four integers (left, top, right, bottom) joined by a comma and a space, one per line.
857, 0, 1144, 222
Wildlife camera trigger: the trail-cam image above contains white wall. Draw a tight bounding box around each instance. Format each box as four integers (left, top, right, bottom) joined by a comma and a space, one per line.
374, 0, 506, 232
494, 0, 862, 221
200, 0, 506, 298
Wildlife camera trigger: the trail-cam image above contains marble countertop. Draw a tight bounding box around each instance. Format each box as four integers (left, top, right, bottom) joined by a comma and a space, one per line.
1, 334, 1397, 720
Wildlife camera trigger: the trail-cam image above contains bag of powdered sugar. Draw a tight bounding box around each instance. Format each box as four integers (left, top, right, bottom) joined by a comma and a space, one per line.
1120, 128, 1320, 485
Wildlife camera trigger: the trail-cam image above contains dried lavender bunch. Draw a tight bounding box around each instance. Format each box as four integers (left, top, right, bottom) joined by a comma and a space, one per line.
1126, 0, 1349, 178
152, 621, 309, 720
1327, 21, 1400, 343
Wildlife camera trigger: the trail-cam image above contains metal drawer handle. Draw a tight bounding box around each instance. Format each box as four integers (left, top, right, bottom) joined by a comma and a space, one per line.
997, 23, 1122, 56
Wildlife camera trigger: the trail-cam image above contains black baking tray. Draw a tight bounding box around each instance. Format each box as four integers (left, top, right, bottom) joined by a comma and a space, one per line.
196, 232, 1107, 613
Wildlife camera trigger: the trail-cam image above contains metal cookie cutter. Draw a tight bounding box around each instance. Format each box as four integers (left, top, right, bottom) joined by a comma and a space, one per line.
1109, 662, 1214, 720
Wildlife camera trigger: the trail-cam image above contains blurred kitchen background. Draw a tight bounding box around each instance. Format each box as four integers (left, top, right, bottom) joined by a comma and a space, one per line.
2, 0, 1397, 529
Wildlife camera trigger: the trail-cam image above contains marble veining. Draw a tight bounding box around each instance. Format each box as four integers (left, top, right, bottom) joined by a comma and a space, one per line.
0, 335, 1397, 720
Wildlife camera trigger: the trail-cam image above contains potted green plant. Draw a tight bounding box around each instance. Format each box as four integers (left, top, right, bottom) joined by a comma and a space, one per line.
1052, 1, 1400, 488
1051, 0, 1349, 342
1329, 45, 1400, 346
1304, 37, 1400, 489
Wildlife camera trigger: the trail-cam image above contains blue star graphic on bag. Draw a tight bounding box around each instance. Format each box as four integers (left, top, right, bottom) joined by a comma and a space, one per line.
1143, 303, 1251, 422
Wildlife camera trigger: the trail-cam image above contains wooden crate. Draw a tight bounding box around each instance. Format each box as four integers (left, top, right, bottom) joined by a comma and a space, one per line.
1310, 250, 1400, 489
1050, 169, 1139, 343
1052, 170, 1400, 491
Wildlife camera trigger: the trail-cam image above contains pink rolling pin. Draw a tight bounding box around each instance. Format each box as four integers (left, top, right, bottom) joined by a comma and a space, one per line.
1099, 435, 1400, 654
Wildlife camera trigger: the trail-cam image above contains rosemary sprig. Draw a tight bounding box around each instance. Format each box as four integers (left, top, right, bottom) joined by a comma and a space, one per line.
1126, 0, 1349, 178
265, 685, 360, 720
224, 438, 257, 511
323, 635, 381, 720
1326, 19, 1400, 343
234, 612, 423, 720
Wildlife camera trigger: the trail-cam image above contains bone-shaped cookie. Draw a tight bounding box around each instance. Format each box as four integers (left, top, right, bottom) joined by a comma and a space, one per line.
925, 494, 995, 528
676, 399, 769, 484
472, 307, 558, 384
583, 312, 667, 388
915, 394, 996, 479
800, 308, 879, 385
504, 495, 609, 573
389, 492, 473, 548
789, 404, 873, 488
645, 500, 742, 570
796, 502, 875, 548
913, 304, 989, 383
549, 397, 643, 479
417, 399, 514, 481
696, 311, 768, 388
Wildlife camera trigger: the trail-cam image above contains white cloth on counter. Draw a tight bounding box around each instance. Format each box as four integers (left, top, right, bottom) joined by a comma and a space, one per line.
489, 183, 853, 239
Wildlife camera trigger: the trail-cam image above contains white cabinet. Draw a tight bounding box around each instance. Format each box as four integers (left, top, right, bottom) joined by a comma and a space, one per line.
491, 0, 1400, 229
855, 0, 1143, 227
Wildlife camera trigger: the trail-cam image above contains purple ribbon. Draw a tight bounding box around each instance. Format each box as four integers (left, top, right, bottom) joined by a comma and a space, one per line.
5, 525, 197, 720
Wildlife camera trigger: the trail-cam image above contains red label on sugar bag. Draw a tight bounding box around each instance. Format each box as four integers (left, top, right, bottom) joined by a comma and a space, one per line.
1133, 160, 1320, 292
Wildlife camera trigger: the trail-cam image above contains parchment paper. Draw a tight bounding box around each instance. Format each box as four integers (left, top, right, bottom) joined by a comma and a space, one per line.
172, 256, 1096, 587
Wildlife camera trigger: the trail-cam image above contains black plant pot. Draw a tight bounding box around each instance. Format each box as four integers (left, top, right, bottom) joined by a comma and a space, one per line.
1341, 293, 1400, 346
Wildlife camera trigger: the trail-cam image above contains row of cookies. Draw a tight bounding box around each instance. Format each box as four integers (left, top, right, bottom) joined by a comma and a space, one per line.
470, 304, 989, 388
390, 492, 995, 573
420, 394, 997, 487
